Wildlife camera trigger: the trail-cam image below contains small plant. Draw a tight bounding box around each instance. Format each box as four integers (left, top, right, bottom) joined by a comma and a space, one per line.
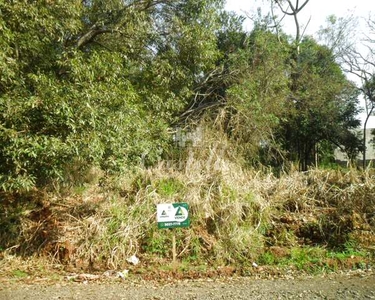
327, 240, 367, 261
272, 247, 327, 272
184, 235, 204, 263
343, 239, 364, 256
258, 251, 276, 265
142, 230, 171, 256
156, 178, 184, 197
12, 270, 29, 278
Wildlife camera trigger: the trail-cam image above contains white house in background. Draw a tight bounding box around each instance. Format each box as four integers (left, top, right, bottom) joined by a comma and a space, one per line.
334, 128, 375, 165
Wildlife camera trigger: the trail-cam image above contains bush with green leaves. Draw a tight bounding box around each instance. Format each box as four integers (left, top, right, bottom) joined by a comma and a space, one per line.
0, 0, 223, 192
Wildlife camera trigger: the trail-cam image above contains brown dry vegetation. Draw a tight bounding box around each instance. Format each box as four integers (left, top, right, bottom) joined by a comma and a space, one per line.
1, 137, 375, 278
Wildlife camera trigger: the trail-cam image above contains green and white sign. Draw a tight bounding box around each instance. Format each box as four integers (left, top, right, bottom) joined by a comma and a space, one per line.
157, 202, 190, 229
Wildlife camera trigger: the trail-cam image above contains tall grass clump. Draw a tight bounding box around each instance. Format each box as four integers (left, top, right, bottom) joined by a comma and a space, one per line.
1, 129, 374, 272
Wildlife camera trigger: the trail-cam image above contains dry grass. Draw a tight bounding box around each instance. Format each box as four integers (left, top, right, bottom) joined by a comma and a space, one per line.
1, 134, 375, 272
0, 251, 64, 282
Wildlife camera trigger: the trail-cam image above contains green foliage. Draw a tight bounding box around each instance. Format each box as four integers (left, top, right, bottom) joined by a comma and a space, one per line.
225, 27, 290, 163
0, 2, 371, 276
0, 0, 363, 192
259, 245, 368, 273
156, 178, 185, 197
279, 37, 361, 170
0, 0, 225, 192
258, 251, 276, 265
142, 230, 172, 256
289, 247, 326, 270
12, 270, 29, 279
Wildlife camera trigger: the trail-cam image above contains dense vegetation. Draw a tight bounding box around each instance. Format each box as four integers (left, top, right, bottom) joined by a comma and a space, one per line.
0, 0, 366, 192
1, 0, 374, 276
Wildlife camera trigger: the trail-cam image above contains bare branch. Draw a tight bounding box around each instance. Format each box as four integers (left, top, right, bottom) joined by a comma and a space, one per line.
299, 15, 311, 41
270, 1, 286, 42
274, 0, 310, 43
275, 0, 309, 15
275, 0, 293, 16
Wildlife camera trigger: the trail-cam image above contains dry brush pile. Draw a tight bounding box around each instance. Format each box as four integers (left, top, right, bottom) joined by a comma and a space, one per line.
1, 141, 375, 273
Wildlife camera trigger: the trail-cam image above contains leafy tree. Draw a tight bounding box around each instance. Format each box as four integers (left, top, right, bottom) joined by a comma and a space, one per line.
223, 27, 290, 165
179, 10, 361, 171
178, 11, 291, 166
0, 1, 84, 190
242, 3, 361, 170
279, 37, 361, 170
0, 0, 224, 192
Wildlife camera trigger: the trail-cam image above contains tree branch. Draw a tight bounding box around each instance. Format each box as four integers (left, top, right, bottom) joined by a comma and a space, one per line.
275, 0, 310, 43
77, 26, 114, 49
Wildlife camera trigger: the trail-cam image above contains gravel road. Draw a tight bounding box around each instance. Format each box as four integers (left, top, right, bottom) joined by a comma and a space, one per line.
1, 272, 374, 300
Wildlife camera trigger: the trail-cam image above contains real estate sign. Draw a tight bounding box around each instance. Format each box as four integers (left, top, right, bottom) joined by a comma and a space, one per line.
157, 202, 190, 229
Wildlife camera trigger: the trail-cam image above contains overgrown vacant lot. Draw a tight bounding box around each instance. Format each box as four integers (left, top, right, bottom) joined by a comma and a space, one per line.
1, 1, 375, 292
1, 147, 374, 279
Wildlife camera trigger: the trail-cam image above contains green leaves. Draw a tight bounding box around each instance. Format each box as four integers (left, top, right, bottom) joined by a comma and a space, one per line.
222, 28, 290, 161
0, 0, 362, 192
0, 0, 226, 192
280, 37, 361, 169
